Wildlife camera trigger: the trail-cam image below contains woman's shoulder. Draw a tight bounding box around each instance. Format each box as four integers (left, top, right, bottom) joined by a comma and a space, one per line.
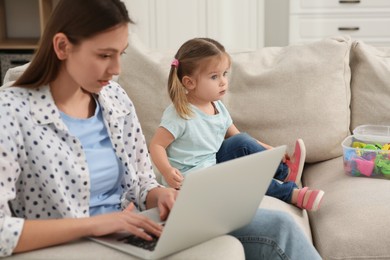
100, 81, 132, 104
98, 81, 136, 115
102, 80, 127, 95
0, 86, 31, 105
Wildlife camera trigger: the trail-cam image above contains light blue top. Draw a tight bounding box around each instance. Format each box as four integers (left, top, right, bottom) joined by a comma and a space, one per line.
60, 99, 123, 216
160, 100, 232, 177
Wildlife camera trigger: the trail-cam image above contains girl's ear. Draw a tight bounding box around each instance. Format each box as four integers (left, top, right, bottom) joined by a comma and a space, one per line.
53, 33, 71, 60
182, 76, 196, 90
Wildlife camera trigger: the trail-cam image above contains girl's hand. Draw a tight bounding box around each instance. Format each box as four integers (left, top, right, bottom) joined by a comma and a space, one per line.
256, 140, 289, 162
256, 140, 273, 150
88, 203, 163, 241
165, 167, 184, 189
283, 153, 290, 163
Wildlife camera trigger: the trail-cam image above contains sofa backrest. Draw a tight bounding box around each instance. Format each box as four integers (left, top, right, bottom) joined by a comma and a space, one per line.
5, 35, 389, 164
349, 41, 390, 130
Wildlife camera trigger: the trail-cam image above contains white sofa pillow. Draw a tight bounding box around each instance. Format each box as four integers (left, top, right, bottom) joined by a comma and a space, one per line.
225, 36, 352, 162
350, 41, 390, 130
118, 34, 174, 145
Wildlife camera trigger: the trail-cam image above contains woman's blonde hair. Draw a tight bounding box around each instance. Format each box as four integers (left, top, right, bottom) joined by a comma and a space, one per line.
168, 38, 230, 119
13, 0, 132, 88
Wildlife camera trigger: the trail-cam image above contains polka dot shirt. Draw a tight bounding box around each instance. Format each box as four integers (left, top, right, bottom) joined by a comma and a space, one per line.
0, 82, 161, 256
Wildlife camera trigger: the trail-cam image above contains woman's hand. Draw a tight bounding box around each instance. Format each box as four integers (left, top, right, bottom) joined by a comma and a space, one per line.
146, 187, 178, 221
156, 187, 178, 221
88, 203, 163, 241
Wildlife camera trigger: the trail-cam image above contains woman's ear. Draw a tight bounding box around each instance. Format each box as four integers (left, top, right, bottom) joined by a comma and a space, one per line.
182, 76, 196, 91
53, 33, 71, 60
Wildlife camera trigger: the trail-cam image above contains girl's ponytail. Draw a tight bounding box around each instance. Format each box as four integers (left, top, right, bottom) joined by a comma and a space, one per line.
168, 64, 192, 119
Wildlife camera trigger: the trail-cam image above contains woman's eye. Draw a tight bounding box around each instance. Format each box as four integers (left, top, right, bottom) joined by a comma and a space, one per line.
100, 54, 111, 59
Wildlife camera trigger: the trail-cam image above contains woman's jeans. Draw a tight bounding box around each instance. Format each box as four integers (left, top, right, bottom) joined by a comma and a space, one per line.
216, 133, 298, 203
229, 209, 322, 260
217, 133, 321, 259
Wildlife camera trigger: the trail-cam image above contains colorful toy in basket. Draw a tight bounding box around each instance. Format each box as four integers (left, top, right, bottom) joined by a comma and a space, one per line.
342, 125, 390, 178
343, 138, 390, 178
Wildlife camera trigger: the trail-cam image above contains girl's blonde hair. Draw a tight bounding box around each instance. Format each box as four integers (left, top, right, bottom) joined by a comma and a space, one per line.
168, 38, 230, 119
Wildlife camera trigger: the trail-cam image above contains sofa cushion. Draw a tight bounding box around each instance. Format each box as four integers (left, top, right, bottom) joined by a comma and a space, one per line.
120, 35, 352, 163
225, 36, 352, 163
118, 33, 173, 144
260, 195, 312, 242
303, 157, 390, 259
350, 41, 390, 131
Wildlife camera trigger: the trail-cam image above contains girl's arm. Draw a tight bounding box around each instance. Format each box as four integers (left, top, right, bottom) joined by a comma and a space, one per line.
149, 127, 183, 189
225, 124, 240, 138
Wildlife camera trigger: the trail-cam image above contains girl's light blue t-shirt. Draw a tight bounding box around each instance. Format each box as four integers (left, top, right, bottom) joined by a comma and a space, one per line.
60, 99, 123, 216
160, 100, 232, 175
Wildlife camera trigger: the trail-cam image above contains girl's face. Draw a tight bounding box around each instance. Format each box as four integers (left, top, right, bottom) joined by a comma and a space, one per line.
62, 24, 129, 94
187, 54, 230, 104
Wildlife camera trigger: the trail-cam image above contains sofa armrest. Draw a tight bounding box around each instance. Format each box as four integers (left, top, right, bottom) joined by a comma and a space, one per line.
6, 236, 245, 260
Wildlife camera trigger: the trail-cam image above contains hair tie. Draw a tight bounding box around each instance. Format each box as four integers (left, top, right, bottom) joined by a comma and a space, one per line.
171, 59, 179, 68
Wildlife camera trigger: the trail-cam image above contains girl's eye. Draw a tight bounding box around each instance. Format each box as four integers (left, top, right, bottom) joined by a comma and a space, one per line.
100, 54, 111, 59
223, 71, 228, 77
211, 75, 218, 80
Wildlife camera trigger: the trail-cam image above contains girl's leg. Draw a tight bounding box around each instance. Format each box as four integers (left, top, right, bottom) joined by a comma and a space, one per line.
229, 209, 322, 260
216, 133, 287, 179
216, 133, 266, 162
267, 179, 297, 203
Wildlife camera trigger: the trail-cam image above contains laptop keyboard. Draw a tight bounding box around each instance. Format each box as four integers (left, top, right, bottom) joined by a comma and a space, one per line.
118, 232, 160, 251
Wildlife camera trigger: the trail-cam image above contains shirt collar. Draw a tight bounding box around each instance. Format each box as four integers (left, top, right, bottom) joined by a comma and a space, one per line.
96, 83, 131, 119
29, 85, 66, 130
29, 83, 130, 128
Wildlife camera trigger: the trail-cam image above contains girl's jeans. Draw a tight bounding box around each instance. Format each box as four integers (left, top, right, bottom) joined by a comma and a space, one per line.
217, 133, 320, 259
216, 133, 298, 203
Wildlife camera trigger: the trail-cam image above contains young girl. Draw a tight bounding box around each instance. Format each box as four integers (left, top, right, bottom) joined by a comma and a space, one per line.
150, 37, 324, 211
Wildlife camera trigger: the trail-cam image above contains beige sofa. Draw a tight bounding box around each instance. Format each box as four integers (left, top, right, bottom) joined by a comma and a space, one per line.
4, 34, 390, 259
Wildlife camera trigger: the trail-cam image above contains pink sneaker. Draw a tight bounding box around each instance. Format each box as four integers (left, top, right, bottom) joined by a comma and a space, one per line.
296, 187, 325, 211
285, 139, 306, 186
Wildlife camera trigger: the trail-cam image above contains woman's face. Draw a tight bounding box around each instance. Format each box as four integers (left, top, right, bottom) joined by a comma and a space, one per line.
63, 24, 129, 94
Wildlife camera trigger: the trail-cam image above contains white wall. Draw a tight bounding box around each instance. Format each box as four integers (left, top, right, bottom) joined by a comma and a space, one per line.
4, 0, 288, 49
123, 0, 266, 51
264, 0, 289, 47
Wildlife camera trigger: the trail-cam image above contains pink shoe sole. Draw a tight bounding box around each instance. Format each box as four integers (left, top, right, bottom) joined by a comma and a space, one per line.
297, 187, 325, 211
286, 139, 306, 185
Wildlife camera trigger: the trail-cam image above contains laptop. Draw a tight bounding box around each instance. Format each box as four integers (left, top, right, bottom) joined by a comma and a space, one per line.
90, 145, 286, 259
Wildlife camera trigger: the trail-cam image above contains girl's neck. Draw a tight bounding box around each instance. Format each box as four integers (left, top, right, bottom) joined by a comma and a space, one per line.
191, 101, 217, 115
